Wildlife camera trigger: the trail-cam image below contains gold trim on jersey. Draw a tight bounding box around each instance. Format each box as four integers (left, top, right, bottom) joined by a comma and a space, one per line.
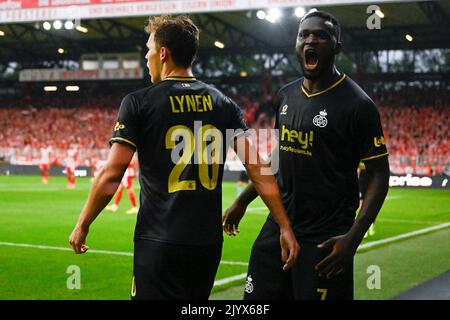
163, 76, 196, 81
301, 74, 347, 98
110, 137, 137, 148
361, 152, 389, 162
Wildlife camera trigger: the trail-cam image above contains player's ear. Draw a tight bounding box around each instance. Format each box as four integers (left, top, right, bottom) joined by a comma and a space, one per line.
160, 47, 169, 63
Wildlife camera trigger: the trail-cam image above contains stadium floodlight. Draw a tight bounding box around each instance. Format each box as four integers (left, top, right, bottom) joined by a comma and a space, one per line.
64, 21, 74, 30
405, 34, 413, 42
0, 30, 5, 36
266, 8, 282, 23
240, 71, 248, 77
53, 20, 62, 30
43, 22, 52, 30
58, 48, 65, 54
76, 25, 88, 33
375, 9, 385, 18
44, 86, 58, 92
256, 10, 266, 20
66, 85, 80, 92
295, 7, 306, 18
214, 40, 225, 49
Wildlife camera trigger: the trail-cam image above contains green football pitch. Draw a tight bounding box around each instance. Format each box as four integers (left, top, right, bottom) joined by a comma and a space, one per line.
0, 175, 449, 300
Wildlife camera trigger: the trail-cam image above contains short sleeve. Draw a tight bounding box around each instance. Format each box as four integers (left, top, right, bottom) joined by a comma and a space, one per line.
354, 100, 388, 161
227, 99, 248, 140
110, 94, 139, 149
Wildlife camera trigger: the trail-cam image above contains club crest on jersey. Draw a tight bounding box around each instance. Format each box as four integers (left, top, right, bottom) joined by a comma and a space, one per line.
313, 109, 328, 128
245, 275, 254, 294
280, 104, 288, 115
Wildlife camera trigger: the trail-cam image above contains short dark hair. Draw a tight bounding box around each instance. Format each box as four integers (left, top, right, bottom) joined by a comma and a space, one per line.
300, 10, 341, 41
145, 15, 200, 68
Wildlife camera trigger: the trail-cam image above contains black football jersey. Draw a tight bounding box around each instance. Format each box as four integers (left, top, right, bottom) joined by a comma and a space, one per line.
110, 76, 247, 245
270, 74, 388, 243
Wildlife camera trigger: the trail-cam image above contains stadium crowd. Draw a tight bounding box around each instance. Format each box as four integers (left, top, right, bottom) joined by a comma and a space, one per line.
0, 86, 448, 175
0, 94, 121, 166
373, 86, 450, 175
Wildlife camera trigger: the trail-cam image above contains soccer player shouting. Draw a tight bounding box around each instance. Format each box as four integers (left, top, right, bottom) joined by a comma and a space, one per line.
223, 10, 390, 300
69, 15, 298, 300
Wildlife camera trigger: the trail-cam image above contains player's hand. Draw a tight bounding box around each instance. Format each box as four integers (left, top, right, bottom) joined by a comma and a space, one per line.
280, 228, 300, 271
69, 224, 90, 254
315, 234, 358, 279
222, 201, 247, 236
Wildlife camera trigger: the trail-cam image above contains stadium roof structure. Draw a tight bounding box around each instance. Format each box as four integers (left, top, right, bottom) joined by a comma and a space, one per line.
1, 0, 449, 66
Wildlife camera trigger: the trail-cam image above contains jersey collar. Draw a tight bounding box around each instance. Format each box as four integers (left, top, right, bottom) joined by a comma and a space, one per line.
163, 76, 196, 81
301, 73, 346, 98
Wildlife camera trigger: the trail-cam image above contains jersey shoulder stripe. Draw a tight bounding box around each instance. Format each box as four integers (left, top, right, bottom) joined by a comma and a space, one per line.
361, 152, 389, 162
110, 137, 137, 149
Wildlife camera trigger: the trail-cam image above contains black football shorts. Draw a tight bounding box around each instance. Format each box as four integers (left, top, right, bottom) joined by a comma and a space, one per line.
243, 220, 353, 300
132, 239, 222, 300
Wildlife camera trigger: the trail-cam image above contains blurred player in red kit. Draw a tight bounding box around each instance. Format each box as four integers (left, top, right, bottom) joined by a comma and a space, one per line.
90, 157, 107, 182
66, 144, 78, 189
39, 143, 53, 184
106, 153, 139, 214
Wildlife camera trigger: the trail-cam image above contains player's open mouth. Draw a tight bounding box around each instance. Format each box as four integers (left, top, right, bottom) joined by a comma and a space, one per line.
304, 49, 319, 71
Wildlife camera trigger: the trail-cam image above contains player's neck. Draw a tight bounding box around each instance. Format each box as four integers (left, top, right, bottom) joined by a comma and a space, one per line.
302, 66, 341, 93
161, 64, 194, 80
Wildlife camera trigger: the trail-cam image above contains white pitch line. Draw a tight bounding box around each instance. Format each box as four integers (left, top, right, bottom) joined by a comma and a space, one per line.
247, 195, 399, 214
385, 196, 400, 200
0, 241, 248, 266
357, 222, 450, 251
0, 242, 72, 252
376, 218, 444, 225
216, 220, 446, 287
213, 273, 247, 287
2, 223, 449, 288
5, 221, 448, 257
220, 261, 249, 266
212, 218, 440, 288
0, 242, 132, 256
246, 207, 267, 213
0, 187, 93, 192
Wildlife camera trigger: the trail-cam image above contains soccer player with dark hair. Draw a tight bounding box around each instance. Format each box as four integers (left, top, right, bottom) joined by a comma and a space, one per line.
69, 15, 299, 300
223, 10, 390, 300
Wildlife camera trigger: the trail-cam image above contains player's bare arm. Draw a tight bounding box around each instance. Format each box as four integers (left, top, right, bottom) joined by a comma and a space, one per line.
69, 143, 135, 254
222, 146, 276, 234
227, 135, 299, 270
222, 182, 257, 235
222, 133, 278, 233
316, 156, 390, 278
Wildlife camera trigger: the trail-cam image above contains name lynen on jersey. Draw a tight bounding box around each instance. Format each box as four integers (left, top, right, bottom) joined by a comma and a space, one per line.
169, 94, 213, 113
